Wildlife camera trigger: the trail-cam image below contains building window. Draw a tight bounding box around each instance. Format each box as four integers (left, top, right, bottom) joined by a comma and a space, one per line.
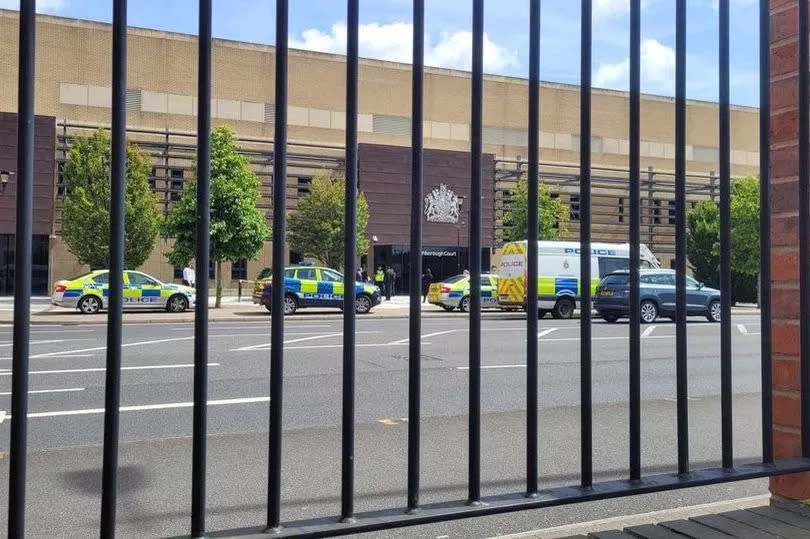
209, 260, 216, 280
668, 200, 676, 225
618, 197, 624, 223
173, 266, 183, 279
649, 199, 661, 224
231, 259, 248, 280
297, 176, 312, 197
149, 166, 157, 190
569, 195, 580, 221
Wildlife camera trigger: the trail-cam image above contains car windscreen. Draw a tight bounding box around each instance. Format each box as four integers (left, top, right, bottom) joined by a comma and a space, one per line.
441, 275, 468, 284
600, 274, 629, 286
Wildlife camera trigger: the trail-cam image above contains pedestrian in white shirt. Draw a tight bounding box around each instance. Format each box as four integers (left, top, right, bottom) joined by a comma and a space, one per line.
183, 262, 196, 287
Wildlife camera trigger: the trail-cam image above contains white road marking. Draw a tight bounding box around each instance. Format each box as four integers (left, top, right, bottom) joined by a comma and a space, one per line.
642, 325, 656, 337
0, 354, 96, 361
1, 395, 272, 421
234, 332, 345, 351
456, 364, 525, 370
171, 324, 333, 330
0, 339, 94, 348
0, 363, 219, 377
231, 343, 414, 352
0, 387, 85, 396
388, 329, 458, 345
737, 324, 749, 335
538, 328, 558, 338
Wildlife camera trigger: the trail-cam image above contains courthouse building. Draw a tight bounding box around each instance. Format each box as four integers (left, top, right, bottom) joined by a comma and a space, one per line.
0, 9, 760, 295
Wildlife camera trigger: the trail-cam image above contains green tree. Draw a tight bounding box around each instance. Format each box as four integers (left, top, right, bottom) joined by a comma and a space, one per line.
61, 129, 162, 270
502, 177, 568, 242
163, 125, 269, 307
287, 173, 370, 269
687, 176, 761, 301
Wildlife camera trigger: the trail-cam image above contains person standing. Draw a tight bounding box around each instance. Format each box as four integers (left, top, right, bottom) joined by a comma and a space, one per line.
374, 266, 385, 289
385, 266, 396, 301
361, 264, 369, 283
356, 267, 364, 283
183, 262, 196, 287
421, 268, 433, 303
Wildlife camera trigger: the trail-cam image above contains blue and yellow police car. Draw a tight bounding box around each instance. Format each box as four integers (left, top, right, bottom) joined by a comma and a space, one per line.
254, 265, 381, 315
52, 270, 195, 314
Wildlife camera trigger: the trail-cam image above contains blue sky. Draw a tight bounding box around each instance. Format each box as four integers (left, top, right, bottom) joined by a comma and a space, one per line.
7, 0, 761, 106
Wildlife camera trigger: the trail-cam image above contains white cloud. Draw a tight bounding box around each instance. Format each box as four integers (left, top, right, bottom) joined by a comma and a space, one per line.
593, 0, 649, 18
0, 0, 68, 13
710, 0, 756, 13
594, 38, 676, 94
291, 22, 519, 72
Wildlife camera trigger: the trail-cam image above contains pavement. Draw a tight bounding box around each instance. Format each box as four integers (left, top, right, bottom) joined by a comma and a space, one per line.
0, 314, 772, 538
0, 295, 761, 325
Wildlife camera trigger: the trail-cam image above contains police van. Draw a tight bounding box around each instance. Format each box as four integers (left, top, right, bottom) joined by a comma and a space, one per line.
497, 240, 660, 319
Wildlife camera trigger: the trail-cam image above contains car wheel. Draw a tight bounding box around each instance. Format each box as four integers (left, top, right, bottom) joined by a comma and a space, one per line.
640, 300, 658, 324
460, 296, 470, 312
602, 314, 620, 323
78, 295, 102, 315
551, 297, 575, 319
707, 299, 721, 323
283, 294, 298, 315
355, 294, 373, 314
442, 305, 456, 312
166, 294, 188, 313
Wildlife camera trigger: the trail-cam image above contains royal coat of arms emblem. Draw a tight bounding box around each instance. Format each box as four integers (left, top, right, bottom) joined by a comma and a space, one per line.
424, 184, 461, 224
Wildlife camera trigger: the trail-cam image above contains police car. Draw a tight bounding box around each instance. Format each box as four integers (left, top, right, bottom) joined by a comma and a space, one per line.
255, 265, 382, 315
427, 273, 500, 312
51, 270, 195, 314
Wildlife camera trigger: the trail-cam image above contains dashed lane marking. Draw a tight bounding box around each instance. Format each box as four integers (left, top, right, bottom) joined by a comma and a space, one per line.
0, 387, 85, 396
0, 363, 219, 377
642, 325, 656, 337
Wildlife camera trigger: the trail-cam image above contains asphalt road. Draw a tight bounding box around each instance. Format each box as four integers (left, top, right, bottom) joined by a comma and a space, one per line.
0, 314, 770, 538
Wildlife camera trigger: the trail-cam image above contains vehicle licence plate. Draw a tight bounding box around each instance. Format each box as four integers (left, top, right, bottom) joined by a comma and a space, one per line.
600, 290, 613, 296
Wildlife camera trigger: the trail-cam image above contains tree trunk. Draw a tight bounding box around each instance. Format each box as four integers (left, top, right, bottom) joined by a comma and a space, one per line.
215, 259, 222, 308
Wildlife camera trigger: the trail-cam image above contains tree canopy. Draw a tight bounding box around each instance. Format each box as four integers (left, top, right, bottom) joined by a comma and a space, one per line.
502, 177, 568, 242
687, 175, 761, 301
163, 125, 269, 306
287, 173, 369, 269
61, 129, 162, 270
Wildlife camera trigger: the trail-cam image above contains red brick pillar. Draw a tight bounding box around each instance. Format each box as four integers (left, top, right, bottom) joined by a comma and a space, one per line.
770, 0, 810, 500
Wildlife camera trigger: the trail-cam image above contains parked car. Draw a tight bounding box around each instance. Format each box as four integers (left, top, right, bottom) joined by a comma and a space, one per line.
51, 270, 195, 314
594, 269, 721, 323
255, 265, 381, 315
427, 273, 499, 312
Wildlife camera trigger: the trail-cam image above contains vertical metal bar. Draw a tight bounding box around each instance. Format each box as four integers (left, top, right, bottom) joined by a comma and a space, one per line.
407, 0, 424, 513
468, 0, 484, 505
267, 0, 288, 530
8, 1, 35, 536
580, 0, 593, 489
628, 0, 642, 483
759, 0, 773, 465
191, 0, 212, 535
718, 0, 733, 471
526, 0, 540, 498
800, 0, 810, 458
100, 0, 127, 535
341, 0, 358, 523
675, 0, 689, 475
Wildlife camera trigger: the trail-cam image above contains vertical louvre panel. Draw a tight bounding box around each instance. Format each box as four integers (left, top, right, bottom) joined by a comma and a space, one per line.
126, 88, 141, 111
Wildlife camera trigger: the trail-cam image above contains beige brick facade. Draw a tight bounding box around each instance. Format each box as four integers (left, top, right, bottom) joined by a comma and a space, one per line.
0, 9, 761, 288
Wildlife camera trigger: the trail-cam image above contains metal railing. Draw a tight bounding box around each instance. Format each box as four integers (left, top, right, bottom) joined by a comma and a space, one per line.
7, 0, 810, 538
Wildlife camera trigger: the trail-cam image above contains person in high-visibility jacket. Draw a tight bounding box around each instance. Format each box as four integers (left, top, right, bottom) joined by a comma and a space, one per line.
374, 266, 385, 291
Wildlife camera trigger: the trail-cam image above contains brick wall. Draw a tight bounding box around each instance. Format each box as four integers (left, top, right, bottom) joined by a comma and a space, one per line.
769, 0, 810, 500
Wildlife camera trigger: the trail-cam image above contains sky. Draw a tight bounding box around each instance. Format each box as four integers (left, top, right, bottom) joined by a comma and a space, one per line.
1, 0, 762, 106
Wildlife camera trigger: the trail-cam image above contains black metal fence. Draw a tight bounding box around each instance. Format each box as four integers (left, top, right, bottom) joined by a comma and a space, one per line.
8, 0, 810, 538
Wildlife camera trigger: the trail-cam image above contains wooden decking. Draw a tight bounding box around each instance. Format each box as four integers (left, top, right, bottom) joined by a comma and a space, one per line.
557, 503, 810, 538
